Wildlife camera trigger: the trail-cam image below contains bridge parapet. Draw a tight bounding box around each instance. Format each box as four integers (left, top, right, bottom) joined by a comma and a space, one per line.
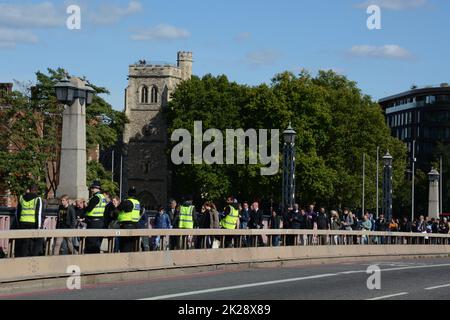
0, 229, 449, 286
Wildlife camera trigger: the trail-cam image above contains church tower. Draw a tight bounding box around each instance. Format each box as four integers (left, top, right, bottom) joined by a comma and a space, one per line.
123, 52, 193, 208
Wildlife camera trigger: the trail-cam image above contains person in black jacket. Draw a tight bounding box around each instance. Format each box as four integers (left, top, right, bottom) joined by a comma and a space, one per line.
289, 205, 306, 245
104, 196, 120, 229
167, 199, 179, 226
316, 207, 330, 230
248, 202, 264, 230
53, 195, 77, 255
290, 205, 306, 229
400, 217, 412, 232
240, 202, 250, 229
269, 210, 281, 246
317, 207, 330, 245
195, 204, 211, 249
15, 185, 43, 257
240, 202, 251, 247
167, 199, 180, 250
376, 214, 388, 244
248, 202, 264, 246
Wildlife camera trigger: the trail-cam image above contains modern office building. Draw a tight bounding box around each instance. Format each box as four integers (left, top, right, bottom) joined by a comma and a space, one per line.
379, 83, 450, 170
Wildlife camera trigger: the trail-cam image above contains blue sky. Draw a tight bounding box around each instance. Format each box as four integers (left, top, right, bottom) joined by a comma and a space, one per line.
0, 0, 449, 110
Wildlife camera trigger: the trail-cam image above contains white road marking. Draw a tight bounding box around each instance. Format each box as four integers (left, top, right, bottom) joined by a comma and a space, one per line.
377, 263, 450, 272
140, 273, 337, 300
366, 292, 409, 300
141, 262, 450, 300
425, 284, 450, 290
339, 270, 364, 275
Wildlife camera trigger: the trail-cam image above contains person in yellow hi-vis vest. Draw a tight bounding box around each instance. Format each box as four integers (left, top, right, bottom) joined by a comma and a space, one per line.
117, 187, 142, 252
82, 180, 107, 254
173, 195, 197, 250
220, 196, 240, 248
16, 184, 43, 257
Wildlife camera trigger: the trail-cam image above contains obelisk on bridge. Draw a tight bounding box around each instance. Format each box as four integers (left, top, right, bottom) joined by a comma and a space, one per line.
428, 168, 440, 219
55, 76, 95, 200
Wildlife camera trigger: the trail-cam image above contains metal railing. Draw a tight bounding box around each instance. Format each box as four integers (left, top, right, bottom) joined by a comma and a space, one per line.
0, 229, 449, 259
0, 208, 158, 236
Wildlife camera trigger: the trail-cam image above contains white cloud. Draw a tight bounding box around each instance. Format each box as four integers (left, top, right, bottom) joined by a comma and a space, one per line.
90, 1, 143, 25
235, 32, 251, 43
0, 1, 143, 28
0, 2, 64, 28
0, 28, 39, 48
349, 45, 413, 60
245, 50, 281, 67
130, 24, 191, 41
356, 0, 427, 10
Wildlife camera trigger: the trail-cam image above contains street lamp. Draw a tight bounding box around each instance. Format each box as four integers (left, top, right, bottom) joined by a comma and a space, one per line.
86, 84, 95, 104
54, 76, 96, 200
55, 77, 76, 104
283, 124, 296, 145
282, 123, 297, 213
428, 168, 440, 182
382, 151, 393, 167
382, 151, 393, 222
55, 77, 95, 106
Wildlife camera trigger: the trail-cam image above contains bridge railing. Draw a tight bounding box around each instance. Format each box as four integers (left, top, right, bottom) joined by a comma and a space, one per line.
0, 228, 449, 259
0, 208, 59, 254
0, 208, 160, 253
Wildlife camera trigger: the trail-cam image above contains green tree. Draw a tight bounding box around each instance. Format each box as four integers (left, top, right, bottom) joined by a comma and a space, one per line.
0, 68, 126, 198
168, 71, 408, 213
87, 161, 118, 195
0, 91, 49, 195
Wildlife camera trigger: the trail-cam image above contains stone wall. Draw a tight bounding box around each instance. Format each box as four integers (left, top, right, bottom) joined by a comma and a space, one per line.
123, 52, 193, 209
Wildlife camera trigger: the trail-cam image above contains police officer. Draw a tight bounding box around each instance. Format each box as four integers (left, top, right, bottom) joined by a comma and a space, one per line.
221, 196, 240, 248
16, 185, 43, 257
117, 187, 142, 252
83, 180, 107, 253
174, 195, 197, 249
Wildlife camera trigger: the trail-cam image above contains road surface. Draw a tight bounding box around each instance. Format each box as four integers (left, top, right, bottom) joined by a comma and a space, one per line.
2, 257, 450, 300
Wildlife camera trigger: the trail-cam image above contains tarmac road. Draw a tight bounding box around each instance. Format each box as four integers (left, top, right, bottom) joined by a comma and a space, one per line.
2, 257, 450, 300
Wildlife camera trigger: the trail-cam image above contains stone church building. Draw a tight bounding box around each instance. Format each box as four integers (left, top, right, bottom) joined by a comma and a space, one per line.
123, 51, 193, 209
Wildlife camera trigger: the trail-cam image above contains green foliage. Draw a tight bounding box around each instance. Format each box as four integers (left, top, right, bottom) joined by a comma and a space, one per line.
87, 161, 118, 195
0, 68, 126, 198
0, 90, 50, 196
168, 71, 408, 212
33, 68, 128, 151
85, 83, 128, 150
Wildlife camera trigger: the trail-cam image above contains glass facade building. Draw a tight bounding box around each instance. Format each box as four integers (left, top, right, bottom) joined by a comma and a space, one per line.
379, 84, 450, 170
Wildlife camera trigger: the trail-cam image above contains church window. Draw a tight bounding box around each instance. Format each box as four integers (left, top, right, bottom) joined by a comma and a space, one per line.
141, 86, 149, 104
151, 86, 158, 104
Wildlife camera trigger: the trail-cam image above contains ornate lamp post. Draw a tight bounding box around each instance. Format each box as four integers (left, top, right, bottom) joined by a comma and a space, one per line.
282, 123, 296, 213
55, 76, 95, 200
382, 151, 393, 222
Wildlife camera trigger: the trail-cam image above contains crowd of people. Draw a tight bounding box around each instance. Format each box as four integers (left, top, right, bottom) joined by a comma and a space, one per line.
8, 182, 450, 257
